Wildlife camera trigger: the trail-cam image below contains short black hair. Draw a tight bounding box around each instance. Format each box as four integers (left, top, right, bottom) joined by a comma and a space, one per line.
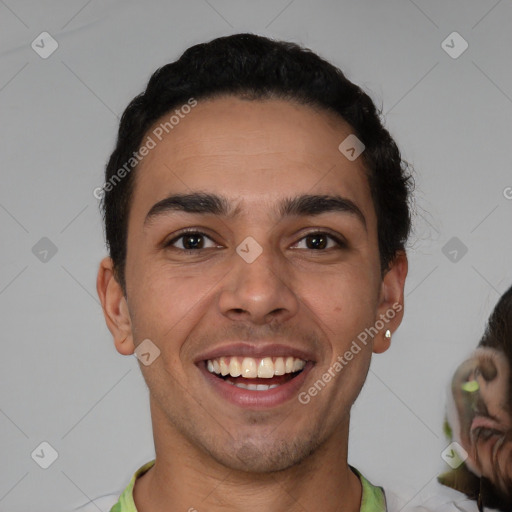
101, 33, 413, 292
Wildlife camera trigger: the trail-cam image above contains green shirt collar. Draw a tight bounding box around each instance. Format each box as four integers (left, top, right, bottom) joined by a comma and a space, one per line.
110, 460, 387, 512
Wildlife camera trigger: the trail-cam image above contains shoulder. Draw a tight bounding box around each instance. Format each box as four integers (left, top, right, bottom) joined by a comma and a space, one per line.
350, 466, 387, 511
72, 460, 156, 512
73, 493, 120, 511
382, 479, 493, 512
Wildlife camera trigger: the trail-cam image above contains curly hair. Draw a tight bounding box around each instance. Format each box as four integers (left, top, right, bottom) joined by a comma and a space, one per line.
101, 33, 414, 292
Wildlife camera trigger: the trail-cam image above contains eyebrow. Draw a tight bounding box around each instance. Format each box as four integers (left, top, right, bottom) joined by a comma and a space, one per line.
144, 192, 367, 230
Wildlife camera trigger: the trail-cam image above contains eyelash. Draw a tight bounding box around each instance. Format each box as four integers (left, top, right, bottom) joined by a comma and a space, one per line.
164, 228, 346, 254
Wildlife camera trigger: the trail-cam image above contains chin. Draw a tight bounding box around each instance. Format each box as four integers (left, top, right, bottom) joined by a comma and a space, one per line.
206, 433, 322, 474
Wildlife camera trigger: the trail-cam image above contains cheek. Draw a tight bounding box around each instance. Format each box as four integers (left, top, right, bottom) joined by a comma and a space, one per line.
303, 264, 380, 331
127, 262, 223, 342
127, 268, 217, 388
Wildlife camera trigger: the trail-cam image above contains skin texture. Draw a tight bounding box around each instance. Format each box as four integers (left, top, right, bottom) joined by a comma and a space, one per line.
97, 96, 408, 512
450, 347, 512, 495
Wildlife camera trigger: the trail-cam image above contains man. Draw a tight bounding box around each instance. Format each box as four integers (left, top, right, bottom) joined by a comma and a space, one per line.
84, 33, 412, 511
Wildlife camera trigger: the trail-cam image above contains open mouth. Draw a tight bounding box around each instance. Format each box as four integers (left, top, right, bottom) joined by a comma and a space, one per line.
205, 356, 307, 391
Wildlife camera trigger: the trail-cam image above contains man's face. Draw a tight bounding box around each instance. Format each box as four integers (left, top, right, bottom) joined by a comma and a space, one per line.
102, 96, 405, 473
450, 347, 512, 493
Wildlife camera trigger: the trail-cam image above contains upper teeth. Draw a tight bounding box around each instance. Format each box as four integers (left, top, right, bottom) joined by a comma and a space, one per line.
207, 356, 306, 379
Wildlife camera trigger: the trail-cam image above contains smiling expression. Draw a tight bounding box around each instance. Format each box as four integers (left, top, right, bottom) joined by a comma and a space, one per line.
99, 95, 406, 473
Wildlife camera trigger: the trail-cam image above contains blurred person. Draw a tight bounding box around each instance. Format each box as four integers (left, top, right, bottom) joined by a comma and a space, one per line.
440, 284, 512, 511
415, 284, 512, 512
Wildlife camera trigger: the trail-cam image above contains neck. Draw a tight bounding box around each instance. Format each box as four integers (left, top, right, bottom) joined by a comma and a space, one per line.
133, 399, 362, 512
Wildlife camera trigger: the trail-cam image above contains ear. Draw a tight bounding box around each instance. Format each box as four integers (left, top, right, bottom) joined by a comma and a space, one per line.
373, 250, 408, 354
96, 257, 135, 356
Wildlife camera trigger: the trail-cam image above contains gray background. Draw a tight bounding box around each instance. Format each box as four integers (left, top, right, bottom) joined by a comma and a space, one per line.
1, 0, 511, 510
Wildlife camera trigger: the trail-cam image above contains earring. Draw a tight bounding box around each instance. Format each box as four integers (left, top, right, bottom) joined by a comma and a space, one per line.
385, 329, 391, 341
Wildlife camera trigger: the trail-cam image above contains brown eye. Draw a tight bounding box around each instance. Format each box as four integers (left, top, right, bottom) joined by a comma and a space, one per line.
165, 231, 218, 252
294, 232, 345, 251
181, 233, 205, 250
306, 233, 329, 249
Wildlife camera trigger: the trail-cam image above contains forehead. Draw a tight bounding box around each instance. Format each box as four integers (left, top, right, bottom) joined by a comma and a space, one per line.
131, 96, 374, 222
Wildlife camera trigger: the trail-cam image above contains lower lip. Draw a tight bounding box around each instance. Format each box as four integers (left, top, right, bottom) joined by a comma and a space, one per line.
198, 361, 314, 409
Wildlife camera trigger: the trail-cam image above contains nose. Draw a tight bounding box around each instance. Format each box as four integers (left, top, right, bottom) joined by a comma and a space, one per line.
478, 357, 498, 382
217, 243, 300, 325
